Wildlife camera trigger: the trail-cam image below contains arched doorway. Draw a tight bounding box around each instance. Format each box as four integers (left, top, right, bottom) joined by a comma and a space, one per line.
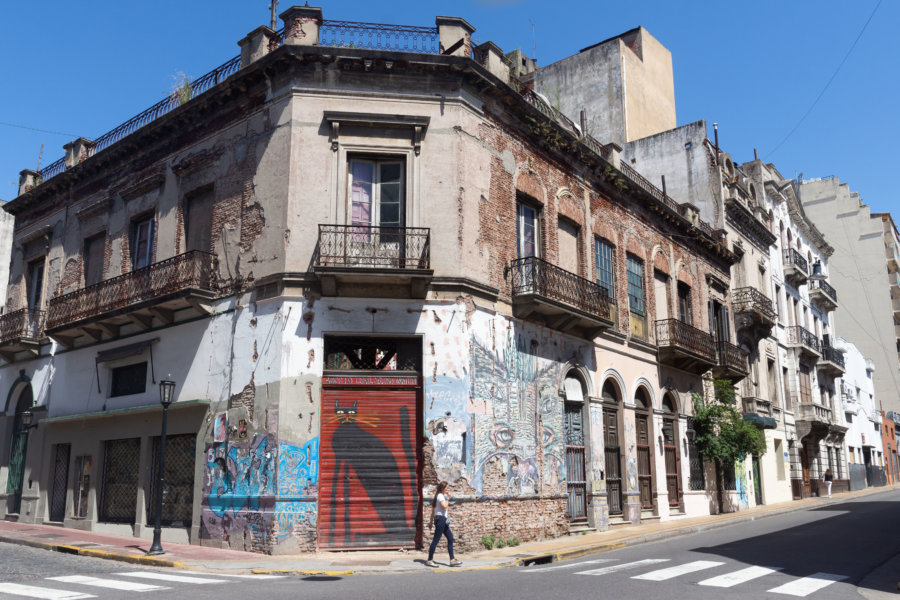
7, 385, 33, 515
661, 394, 682, 509
601, 379, 623, 516
563, 372, 587, 521
634, 388, 654, 510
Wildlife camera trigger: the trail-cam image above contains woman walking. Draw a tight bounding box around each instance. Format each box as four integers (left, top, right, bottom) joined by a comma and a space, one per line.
426, 481, 462, 567
824, 468, 833, 498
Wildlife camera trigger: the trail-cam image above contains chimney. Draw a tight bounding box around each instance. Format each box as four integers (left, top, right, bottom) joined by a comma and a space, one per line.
436, 16, 475, 57
280, 5, 323, 46
63, 137, 96, 169
474, 41, 509, 83
18, 169, 40, 196
239, 25, 280, 68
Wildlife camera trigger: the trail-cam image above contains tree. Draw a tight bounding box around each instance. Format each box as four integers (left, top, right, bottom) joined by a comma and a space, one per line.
692, 378, 767, 513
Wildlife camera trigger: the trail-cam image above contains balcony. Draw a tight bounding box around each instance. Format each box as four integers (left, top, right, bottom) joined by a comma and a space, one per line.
887, 242, 899, 273
782, 248, 808, 286
0, 308, 46, 361
890, 271, 900, 290
655, 319, 716, 374
808, 279, 838, 312
786, 325, 820, 360
817, 345, 846, 377
893, 293, 900, 316
508, 256, 614, 338
795, 402, 833, 443
714, 340, 749, 382
732, 286, 776, 340
46, 251, 217, 347
314, 225, 432, 298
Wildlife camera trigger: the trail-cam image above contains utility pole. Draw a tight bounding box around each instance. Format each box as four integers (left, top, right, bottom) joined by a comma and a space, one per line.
269, 0, 277, 30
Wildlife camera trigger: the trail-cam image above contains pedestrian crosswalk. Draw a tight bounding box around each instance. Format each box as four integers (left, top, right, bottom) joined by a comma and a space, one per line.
525, 557, 849, 597
0, 570, 285, 598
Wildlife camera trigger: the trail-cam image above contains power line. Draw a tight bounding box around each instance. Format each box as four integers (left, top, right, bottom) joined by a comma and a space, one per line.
0, 121, 79, 138
764, 0, 882, 159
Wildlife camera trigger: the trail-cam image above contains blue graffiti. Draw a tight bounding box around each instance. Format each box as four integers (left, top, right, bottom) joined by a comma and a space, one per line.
273, 500, 317, 541
206, 436, 277, 519
277, 438, 319, 497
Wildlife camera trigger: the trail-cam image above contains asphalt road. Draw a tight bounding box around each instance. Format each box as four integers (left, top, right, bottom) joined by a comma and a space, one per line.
1, 489, 897, 599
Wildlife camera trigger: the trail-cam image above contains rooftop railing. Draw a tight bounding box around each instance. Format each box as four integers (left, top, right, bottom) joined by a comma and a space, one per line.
318, 20, 439, 53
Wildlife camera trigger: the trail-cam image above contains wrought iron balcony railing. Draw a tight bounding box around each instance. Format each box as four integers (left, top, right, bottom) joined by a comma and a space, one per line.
809, 279, 837, 303
46, 251, 217, 331
787, 325, 820, 355
716, 340, 749, 377
732, 286, 776, 322
821, 345, 846, 369
783, 248, 808, 275
509, 256, 611, 319
0, 308, 46, 344
655, 319, 716, 362
315, 225, 430, 270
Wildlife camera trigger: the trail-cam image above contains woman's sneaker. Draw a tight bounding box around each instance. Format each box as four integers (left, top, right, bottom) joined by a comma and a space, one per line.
449, 559, 462, 567
425, 560, 438, 567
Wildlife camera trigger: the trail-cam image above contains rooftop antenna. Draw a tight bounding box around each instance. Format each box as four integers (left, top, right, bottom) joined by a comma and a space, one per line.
36, 141, 44, 171
269, 0, 278, 30
529, 19, 535, 59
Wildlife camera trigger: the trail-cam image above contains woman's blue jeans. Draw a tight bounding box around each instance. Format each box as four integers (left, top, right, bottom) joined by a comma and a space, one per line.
428, 515, 455, 560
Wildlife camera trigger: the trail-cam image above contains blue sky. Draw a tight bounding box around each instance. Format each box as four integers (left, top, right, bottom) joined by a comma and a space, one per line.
2, 1, 896, 216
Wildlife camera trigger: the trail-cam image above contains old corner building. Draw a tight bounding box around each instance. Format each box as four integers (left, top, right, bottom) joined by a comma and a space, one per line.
0, 7, 743, 554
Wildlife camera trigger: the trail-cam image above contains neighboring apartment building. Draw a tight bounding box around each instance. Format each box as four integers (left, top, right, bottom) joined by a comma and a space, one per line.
0, 8, 738, 554
839, 339, 886, 490
799, 178, 900, 413
0, 207, 13, 314
881, 411, 897, 486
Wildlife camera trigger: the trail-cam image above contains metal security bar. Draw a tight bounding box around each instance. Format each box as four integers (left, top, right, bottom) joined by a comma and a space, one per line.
49, 444, 71, 523
655, 319, 716, 362
509, 256, 611, 319
0, 308, 46, 344
99, 438, 140, 523
787, 326, 820, 354
316, 225, 430, 270
47, 251, 217, 330
732, 287, 776, 321
147, 434, 196, 527
319, 20, 439, 53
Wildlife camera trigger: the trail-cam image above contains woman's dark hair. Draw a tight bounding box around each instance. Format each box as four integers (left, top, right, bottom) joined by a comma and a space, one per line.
432, 481, 449, 508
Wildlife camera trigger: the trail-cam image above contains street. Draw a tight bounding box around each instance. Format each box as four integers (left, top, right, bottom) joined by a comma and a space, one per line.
0, 490, 897, 599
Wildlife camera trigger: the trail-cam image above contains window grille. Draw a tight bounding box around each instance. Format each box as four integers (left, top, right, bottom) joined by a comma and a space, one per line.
324, 336, 421, 372
147, 434, 196, 527
99, 438, 140, 523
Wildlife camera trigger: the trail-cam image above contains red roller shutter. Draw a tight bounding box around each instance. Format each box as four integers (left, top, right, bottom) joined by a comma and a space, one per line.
319, 378, 420, 549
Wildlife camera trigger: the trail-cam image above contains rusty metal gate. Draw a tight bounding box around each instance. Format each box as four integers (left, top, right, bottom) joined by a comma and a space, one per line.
636, 414, 653, 509
49, 443, 71, 522
319, 374, 421, 549
663, 420, 679, 507
565, 402, 586, 520
99, 438, 140, 523
604, 409, 622, 515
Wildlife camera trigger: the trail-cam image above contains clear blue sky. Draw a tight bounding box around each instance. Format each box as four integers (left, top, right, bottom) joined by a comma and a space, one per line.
2, 1, 896, 217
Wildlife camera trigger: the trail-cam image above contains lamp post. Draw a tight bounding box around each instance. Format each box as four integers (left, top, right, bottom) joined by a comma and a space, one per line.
147, 378, 176, 556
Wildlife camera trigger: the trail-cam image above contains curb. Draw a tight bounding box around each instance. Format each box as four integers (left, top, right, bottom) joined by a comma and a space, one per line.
0, 534, 188, 569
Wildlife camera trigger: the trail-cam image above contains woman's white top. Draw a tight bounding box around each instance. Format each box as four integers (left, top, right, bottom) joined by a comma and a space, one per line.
434, 493, 448, 518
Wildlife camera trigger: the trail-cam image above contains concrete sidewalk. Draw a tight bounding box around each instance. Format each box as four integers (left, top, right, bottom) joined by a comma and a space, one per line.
0, 485, 894, 576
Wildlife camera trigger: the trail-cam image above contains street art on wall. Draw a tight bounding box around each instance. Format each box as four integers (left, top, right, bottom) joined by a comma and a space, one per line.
201, 434, 277, 546
272, 438, 319, 542
589, 403, 606, 494
213, 413, 227, 443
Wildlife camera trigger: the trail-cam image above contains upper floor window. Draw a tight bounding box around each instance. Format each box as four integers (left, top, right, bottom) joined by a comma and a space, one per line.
185, 188, 213, 253
27, 259, 44, 309
594, 237, 615, 298
709, 299, 730, 341
626, 254, 645, 316
83, 233, 105, 287
110, 362, 148, 397
131, 216, 154, 270
516, 201, 540, 259
349, 158, 404, 229
677, 282, 692, 325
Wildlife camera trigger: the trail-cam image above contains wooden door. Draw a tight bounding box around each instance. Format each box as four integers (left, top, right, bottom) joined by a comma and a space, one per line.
319, 382, 420, 549
800, 447, 811, 498
663, 419, 680, 507
603, 409, 622, 515
564, 402, 587, 520
636, 414, 653, 509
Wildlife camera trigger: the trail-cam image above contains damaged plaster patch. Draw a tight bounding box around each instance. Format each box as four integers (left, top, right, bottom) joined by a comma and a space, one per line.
302, 311, 314, 341
229, 374, 255, 421
501, 149, 516, 175
307, 349, 314, 369
240, 201, 266, 252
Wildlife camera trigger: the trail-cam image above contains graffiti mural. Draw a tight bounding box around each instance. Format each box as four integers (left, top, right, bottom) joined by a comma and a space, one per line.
201, 434, 277, 546
278, 438, 319, 497
589, 403, 606, 494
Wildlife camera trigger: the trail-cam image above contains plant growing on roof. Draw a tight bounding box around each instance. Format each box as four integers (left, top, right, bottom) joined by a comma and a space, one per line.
171, 72, 193, 106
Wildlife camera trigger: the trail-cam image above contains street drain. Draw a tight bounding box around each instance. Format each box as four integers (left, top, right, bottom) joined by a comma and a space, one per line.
521, 554, 554, 567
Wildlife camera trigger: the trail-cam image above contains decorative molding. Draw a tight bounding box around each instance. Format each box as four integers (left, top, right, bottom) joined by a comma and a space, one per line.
324, 111, 430, 156
76, 197, 113, 221
118, 172, 164, 201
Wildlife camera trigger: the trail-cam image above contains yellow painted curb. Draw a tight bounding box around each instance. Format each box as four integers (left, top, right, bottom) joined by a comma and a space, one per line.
56, 544, 190, 569
251, 569, 356, 576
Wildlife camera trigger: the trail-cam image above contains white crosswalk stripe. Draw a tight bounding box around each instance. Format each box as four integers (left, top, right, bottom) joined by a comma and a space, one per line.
0, 582, 94, 599
768, 572, 848, 597
113, 572, 226, 584
576, 558, 670, 576
46, 576, 167, 592
631, 560, 725, 581
699, 566, 783, 588
525, 558, 615, 572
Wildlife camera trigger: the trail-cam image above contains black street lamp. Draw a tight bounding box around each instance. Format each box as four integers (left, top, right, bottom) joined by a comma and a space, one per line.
147, 378, 176, 556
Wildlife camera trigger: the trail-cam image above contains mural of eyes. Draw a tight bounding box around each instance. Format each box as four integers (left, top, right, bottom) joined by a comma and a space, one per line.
539, 394, 558, 415
542, 425, 556, 447
489, 424, 515, 449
